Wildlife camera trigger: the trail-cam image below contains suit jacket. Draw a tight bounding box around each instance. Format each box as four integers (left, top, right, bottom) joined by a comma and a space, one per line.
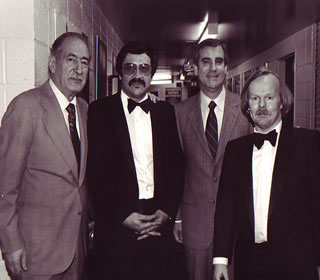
213, 125, 320, 278
0, 81, 88, 274
174, 91, 250, 250
87, 93, 184, 257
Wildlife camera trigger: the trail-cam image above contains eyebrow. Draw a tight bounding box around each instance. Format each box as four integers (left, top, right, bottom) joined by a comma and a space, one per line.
66, 53, 89, 61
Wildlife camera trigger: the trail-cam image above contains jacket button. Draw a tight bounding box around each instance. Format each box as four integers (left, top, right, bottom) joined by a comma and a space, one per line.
78, 211, 82, 215
213, 177, 217, 182
210, 199, 216, 204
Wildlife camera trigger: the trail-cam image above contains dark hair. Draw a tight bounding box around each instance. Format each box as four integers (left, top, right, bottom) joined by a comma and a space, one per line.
50, 32, 89, 59
116, 41, 158, 76
194, 39, 228, 66
240, 69, 293, 121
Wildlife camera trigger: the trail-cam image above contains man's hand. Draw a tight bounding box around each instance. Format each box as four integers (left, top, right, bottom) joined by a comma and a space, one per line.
122, 212, 160, 233
173, 221, 183, 243
213, 264, 229, 280
3, 247, 27, 279
137, 210, 169, 240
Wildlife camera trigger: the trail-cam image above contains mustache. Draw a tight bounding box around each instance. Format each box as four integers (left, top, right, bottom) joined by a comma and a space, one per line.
255, 108, 269, 115
129, 78, 145, 87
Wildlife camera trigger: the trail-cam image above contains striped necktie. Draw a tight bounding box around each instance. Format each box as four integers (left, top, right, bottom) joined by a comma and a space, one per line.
66, 103, 81, 174
205, 101, 218, 159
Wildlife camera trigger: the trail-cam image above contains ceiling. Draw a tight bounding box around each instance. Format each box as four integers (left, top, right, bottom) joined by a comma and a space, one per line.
97, 0, 320, 72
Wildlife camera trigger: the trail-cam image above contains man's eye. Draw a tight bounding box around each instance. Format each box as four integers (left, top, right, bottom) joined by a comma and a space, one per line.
216, 59, 224, 65
81, 60, 89, 66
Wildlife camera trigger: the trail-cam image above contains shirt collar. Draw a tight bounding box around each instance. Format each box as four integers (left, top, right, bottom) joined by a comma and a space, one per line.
253, 120, 282, 151
121, 90, 149, 113
200, 86, 226, 112
49, 79, 77, 111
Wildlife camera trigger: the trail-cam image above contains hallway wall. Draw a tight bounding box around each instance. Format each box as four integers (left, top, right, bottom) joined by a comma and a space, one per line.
227, 24, 317, 129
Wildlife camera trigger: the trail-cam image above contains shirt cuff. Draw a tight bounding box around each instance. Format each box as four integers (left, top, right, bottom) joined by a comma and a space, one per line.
213, 257, 228, 265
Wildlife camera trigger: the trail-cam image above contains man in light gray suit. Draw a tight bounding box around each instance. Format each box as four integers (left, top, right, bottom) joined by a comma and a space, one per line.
0, 32, 90, 280
173, 39, 251, 280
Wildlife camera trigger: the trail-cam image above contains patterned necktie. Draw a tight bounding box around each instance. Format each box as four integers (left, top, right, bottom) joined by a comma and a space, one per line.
205, 101, 218, 159
253, 129, 277, 149
128, 98, 151, 114
66, 103, 81, 173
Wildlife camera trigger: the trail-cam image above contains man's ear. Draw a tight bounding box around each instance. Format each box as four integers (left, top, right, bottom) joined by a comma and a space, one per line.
48, 55, 56, 74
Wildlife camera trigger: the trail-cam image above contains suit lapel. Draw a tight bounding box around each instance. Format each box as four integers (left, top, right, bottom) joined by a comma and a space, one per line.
40, 82, 79, 180
111, 94, 136, 175
187, 94, 212, 158
268, 126, 295, 218
77, 99, 88, 186
216, 91, 240, 165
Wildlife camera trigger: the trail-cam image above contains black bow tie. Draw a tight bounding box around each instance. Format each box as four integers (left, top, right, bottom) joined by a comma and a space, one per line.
253, 129, 277, 149
128, 98, 151, 114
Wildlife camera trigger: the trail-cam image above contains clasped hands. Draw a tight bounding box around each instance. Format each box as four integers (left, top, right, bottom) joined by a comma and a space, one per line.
122, 209, 168, 240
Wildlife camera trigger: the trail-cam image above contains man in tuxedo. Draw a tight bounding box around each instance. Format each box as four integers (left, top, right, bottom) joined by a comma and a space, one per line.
213, 69, 320, 280
173, 39, 250, 280
0, 32, 90, 280
87, 41, 184, 280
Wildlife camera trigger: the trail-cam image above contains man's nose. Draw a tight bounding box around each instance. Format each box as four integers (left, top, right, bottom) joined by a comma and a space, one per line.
259, 98, 265, 107
74, 61, 83, 74
209, 62, 217, 71
134, 68, 143, 78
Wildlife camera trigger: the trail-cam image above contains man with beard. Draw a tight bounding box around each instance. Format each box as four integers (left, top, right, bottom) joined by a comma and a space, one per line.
173, 39, 250, 280
87, 41, 184, 280
213, 69, 320, 280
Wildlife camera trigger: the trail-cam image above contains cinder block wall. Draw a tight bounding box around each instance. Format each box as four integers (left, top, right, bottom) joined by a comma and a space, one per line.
0, 0, 35, 124
0, 0, 123, 122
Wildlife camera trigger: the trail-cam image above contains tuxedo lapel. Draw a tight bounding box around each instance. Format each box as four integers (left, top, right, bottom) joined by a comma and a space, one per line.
268, 126, 295, 218
111, 94, 136, 175
149, 102, 162, 186
240, 135, 255, 229
77, 99, 88, 186
188, 94, 212, 158
40, 82, 79, 180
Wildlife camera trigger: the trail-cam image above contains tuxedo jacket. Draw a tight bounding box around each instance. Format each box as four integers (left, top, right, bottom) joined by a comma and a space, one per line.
213, 125, 320, 278
174, 91, 250, 250
0, 81, 88, 274
87, 93, 184, 257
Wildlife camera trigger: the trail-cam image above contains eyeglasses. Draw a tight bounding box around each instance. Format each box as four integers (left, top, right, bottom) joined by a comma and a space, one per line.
122, 63, 152, 75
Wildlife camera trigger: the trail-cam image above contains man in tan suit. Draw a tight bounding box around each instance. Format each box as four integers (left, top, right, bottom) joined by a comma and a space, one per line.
173, 39, 251, 280
0, 32, 90, 280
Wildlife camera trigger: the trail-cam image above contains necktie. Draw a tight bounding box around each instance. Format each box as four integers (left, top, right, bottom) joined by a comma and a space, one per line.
205, 101, 218, 159
128, 98, 151, 114
253, 129, 277, 149
66, 103, 81, 173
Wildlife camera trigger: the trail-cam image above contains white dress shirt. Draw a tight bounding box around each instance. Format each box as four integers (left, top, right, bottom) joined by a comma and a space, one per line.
49, 79, 80, 138
213, 121, 282, 265
200, 87, 226, 139
253, 121, 281, 243
121, 91, 154, 199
